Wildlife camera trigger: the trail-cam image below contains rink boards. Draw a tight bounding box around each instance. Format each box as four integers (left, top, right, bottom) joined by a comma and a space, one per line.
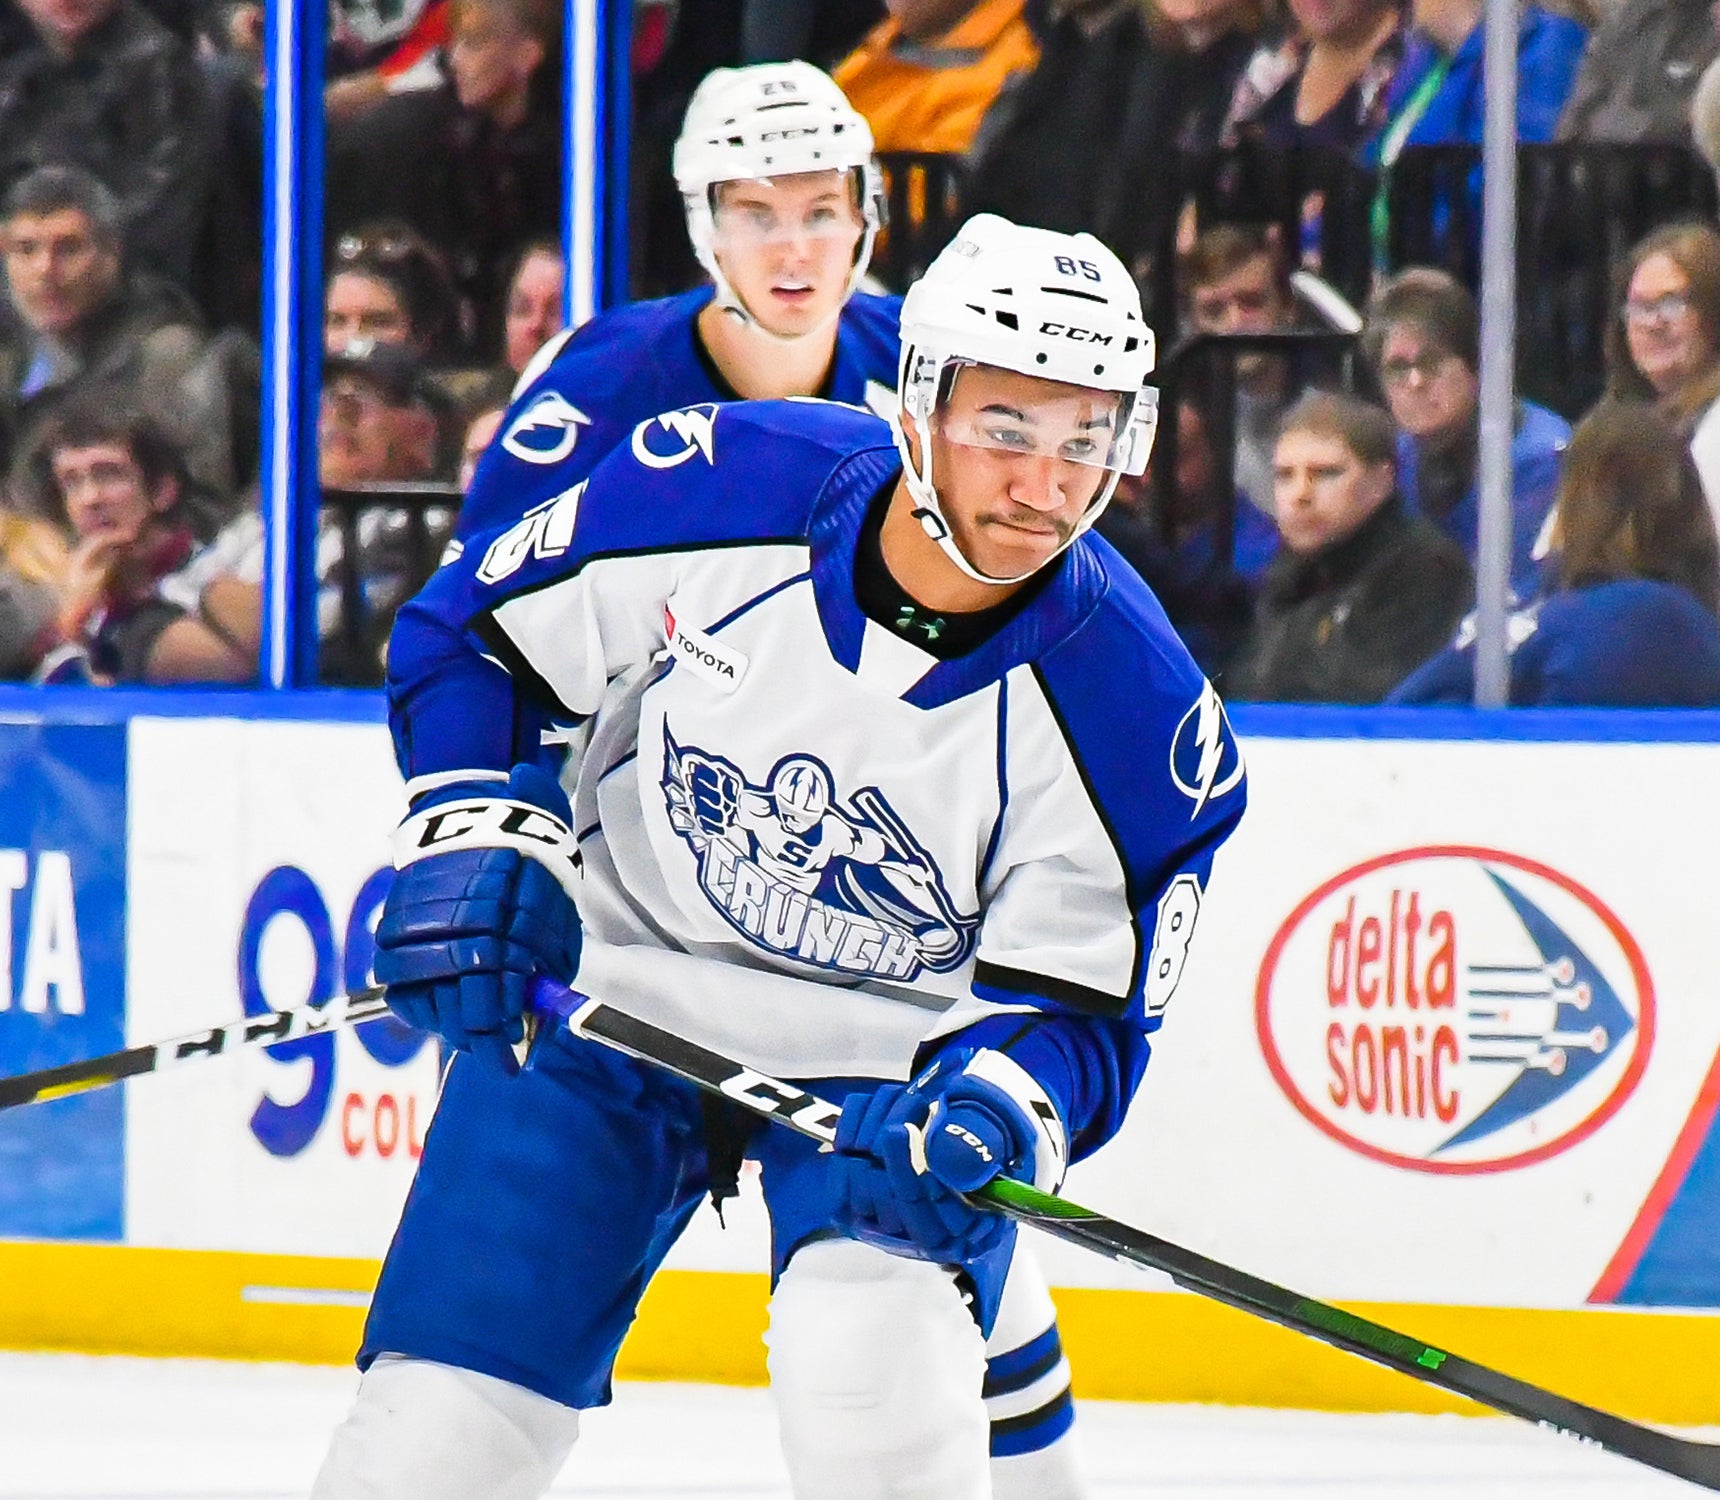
1, 691, 1718, 1420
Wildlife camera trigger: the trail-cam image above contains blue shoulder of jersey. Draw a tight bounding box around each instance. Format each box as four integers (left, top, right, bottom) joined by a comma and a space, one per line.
465, 397, 898, 600
456, 288, 720, 539
830, 291, 904, 398
947, 534, 1248, 1159
1037, 531, 1249, 887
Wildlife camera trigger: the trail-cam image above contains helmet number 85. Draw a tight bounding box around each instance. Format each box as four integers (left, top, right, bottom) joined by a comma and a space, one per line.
1145, 873, 1202, 1015
1054, 255, 1101, 282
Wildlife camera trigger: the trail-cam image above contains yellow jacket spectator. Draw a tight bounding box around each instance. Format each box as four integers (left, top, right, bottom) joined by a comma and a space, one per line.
834, 0, 1039, 155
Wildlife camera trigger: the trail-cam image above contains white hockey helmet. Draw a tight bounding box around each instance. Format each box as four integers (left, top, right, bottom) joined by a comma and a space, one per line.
895, 214, 1160, 586
673, 61, 885, 332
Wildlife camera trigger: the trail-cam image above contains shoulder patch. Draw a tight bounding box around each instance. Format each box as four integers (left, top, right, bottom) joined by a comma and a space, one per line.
1168, 681, 1244, 819
632, 404, 720, 469
502, 389, 591, 465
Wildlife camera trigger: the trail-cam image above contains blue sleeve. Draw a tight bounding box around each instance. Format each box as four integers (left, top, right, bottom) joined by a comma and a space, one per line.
955, 558, 1247, 1156
928, 1010, 1150, 1164
454, 302, 699, 540
1526, 586, 1720, 707
1385, 640, 1477, 704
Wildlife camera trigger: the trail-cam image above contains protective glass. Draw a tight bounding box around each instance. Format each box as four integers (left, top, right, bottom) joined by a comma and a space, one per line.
708, 172, 865, 250
935, 368, 1159, 475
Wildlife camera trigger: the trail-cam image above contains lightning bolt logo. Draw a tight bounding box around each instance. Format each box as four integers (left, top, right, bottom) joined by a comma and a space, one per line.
501, 390, 592, 465
1169, 681, 1243, 819
632, 404, 720, 469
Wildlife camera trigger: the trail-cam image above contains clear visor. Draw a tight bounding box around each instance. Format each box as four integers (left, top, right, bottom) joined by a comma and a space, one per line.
708, 170, 865, 250
935, 369, 1159, 475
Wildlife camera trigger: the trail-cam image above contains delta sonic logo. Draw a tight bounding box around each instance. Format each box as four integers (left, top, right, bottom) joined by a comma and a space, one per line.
1255, 847, 1653, 1174
661, 725, 978, 981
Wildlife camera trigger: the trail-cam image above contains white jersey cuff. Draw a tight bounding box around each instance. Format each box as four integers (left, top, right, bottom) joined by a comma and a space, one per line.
959, 1048, 1068, 1194
393, 796, 583, 901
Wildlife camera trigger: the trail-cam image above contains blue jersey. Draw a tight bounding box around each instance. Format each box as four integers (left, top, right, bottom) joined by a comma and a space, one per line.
456, 286, 904, 539
391, 399, 1246, 1159
1388, 577, 1720, 707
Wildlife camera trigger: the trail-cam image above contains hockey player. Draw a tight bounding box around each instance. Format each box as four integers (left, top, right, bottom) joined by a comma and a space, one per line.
314, 211, 1246, 1499
423, 60, 1095, 1494
453, 59, 898, 541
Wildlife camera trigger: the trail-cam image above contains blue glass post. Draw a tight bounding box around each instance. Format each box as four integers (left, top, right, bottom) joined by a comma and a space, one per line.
260, 0, 325, 687
563, 0, 632, 327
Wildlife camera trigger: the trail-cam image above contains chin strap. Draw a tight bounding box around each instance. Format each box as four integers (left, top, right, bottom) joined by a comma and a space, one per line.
710, 289, 846, 350
897, 405, 1122, 589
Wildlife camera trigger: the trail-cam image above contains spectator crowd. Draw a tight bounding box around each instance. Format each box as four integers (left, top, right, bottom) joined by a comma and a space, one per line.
1, 0, 1719, 703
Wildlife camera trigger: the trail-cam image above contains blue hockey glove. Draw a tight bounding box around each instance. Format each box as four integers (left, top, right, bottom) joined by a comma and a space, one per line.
375, 763, 583, 1075
832, 1047, 1068, 1265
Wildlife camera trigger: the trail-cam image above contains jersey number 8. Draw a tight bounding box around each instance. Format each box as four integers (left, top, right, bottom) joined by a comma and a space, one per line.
1145, 873, 1202, 1016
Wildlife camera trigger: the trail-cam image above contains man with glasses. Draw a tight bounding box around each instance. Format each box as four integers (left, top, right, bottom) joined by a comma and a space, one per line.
1362, 266, 1568, 596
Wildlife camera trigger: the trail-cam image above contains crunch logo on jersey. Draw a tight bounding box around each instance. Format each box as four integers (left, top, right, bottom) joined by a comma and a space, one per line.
660, 726, 978, 981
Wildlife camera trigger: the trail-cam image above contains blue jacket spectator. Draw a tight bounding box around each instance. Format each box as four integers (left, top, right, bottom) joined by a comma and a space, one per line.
1366, 0, 1584, 267
1378, 0, 1586, 153
1391, 400, 1720, 707
1396, 401, 1568, 596
1390, 580, 1720, 705
1363, 267, 1567, 597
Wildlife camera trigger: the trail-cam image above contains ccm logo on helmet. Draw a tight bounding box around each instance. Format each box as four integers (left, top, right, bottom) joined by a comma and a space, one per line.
1039, 321, 1113, 344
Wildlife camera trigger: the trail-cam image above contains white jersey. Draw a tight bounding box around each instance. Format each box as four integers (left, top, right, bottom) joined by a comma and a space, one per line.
391, 399, 1245, 1084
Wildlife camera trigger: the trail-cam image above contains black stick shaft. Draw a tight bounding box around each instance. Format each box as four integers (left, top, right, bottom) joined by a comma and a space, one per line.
556, 991, 1720, 1494
0, 988, 393, 1111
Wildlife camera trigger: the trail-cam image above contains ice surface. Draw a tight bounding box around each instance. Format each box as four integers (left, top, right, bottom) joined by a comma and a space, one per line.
0, 1352, 1697, 1498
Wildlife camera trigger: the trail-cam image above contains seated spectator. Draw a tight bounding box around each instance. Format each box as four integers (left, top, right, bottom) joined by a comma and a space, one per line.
500, 238, 564, 380
1227, 388, 1474, 700
1391, 401, 1720, 705
1222, 0, 1405, 151
1141, 0, 1268, 155
1364, 0, 1582, 263
1363, 267, 1568, 596
1181, 223, 1304, 515
833, 0, 1039, 154
326, 0, 561, 345
318, 338, 456, 681
0, 501, 66, 678
1604, 221, 1720, 524
325, 222, 465, 363
0, 167, 215, 526
31, 398, 256, 685
1097, 395, 1277, 678
1557, 0, 1718, 144
0, 0, 211, 289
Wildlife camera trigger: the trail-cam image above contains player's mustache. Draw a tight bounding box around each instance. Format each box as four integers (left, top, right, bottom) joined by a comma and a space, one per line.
981, 506, 1074, 539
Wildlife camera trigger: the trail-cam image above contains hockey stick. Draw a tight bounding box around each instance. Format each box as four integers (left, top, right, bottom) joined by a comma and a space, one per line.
541, 984, 1720, 1494
0, 988, 393, 1111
